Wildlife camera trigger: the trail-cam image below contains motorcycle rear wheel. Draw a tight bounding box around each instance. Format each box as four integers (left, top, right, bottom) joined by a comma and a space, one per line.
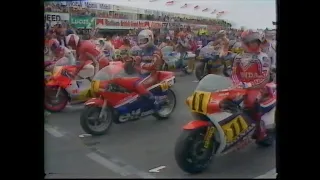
195, 62, 207, 81
44, 86, 69, 112
153, 89, 177, 120
175, 127, 215, 174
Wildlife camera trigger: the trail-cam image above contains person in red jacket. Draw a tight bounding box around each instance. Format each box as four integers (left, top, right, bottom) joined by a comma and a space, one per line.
65, 34, 109, 79
231, 29, 272, 142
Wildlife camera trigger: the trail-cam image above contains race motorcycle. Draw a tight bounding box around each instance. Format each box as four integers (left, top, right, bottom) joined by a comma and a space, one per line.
195, 45, 234, 80
161, 46, 195, 74
80, 64, 177, 136
44, 60, 100, 112
174, 74, 276, 174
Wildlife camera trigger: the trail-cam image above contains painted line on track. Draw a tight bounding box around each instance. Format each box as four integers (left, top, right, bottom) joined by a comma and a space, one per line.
45, 124, 64, 138
45, 122, 157, 178
86, 152, 156, 179
254, 168, 276, 179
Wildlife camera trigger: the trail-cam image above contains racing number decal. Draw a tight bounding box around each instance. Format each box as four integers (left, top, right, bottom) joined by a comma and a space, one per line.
160, 82, 169, 91
91, 80, 100, 93
223, 116, 249, 142
191, 91, 211, 114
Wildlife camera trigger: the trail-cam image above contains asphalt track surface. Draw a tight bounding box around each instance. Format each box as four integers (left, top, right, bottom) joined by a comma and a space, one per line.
45, 73, 276, 179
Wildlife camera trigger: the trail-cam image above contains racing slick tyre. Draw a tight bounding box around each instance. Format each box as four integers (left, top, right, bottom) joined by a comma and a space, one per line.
175, 126, 216, 174
80, 106, 113, 136
195, 62, 207, 81
124, 61, 135, 75
44, 86, 69, 112
153, 89, 177, 120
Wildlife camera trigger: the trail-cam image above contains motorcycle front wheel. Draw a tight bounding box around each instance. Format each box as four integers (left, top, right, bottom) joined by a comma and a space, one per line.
80, 106, 113, 136
174, 126, 216, 174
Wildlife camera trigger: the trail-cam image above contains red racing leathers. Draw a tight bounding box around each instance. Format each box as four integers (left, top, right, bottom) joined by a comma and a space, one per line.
74, 40, 109, 75
231, 51, 271, 140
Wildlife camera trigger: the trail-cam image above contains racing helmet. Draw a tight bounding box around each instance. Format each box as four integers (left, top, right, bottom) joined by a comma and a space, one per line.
65, 34, 80, 49
137, 29, 154, 48
240, 29, 265, 43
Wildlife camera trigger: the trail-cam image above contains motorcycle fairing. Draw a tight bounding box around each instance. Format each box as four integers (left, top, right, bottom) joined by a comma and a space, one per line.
205, 113, 256, 154
113, 84, 169, 117
113, 76, 175, 117
260, 96, 276, 114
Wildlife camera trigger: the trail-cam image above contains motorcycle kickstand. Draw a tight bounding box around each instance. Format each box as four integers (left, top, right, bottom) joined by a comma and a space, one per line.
99, 100, 107, 118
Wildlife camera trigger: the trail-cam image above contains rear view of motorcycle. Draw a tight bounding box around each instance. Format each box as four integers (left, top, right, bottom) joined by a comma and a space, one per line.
195, 46, 224, 80
161, 46, 195, 74
174, 74, 276, 174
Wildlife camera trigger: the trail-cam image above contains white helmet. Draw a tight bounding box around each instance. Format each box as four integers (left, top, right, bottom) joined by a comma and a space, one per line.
65, 34, 80, 47
137, 29, 154, 48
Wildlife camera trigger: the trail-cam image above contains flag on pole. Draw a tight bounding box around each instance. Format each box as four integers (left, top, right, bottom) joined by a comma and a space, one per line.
194, 5, 199, 9
180, 3, 188, 8
216, 11, 225, 18
202, 8, 209, 12
165, 1, 174, 5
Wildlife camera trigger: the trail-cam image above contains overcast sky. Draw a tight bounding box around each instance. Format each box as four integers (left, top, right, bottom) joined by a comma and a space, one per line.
90, 0, 276, 29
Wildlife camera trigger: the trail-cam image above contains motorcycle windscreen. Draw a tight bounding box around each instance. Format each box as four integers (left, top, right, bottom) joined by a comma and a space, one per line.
196, 74, 233, 92
93, 64, 129, 81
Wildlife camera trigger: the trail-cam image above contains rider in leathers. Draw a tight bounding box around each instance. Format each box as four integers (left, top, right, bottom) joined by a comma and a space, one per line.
45, 39, 76, 71
65, 34, 109, 79
135, 30, 164, 110
231, 30, 271, 142
108, 30, 163, 111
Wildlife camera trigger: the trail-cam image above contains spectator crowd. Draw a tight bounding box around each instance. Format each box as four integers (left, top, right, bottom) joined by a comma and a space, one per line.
44, 3, 231, 28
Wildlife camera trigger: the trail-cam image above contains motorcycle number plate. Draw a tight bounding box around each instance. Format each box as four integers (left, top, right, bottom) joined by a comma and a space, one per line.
221, 116, 249, 143
189, 91, 211, 114
160, 81, 171, 91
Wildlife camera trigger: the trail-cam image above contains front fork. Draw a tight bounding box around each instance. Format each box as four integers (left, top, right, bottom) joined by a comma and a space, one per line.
99, 100, 107, 118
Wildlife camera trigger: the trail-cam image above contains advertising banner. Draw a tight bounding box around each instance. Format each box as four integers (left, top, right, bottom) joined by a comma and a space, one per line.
44, 12, 70, 27
95, 18, 208, 31
95, 18, 151, 29
70, 16, 95, 29
66, 1, 113, 11
44, 12, 70, 21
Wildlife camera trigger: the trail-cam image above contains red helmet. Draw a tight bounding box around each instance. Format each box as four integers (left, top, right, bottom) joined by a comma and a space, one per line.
65, 34, 80, 48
